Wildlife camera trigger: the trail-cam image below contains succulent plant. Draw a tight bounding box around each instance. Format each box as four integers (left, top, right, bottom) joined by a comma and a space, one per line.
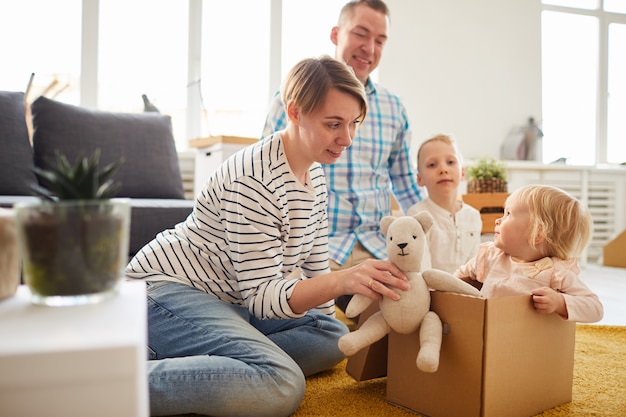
31, 149, 124, 201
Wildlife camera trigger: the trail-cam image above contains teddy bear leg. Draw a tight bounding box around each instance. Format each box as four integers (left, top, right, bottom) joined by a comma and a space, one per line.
338, 311, 390, 356
416, 311, 443, 373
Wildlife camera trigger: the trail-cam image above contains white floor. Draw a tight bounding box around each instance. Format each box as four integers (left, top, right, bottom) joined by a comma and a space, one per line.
579, 263, 626, 326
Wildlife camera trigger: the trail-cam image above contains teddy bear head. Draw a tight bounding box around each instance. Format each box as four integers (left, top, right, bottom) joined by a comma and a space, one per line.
380, 212, 434, 273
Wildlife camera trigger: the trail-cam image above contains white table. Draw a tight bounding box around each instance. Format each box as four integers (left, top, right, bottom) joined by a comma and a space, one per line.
0, 280, 148, 417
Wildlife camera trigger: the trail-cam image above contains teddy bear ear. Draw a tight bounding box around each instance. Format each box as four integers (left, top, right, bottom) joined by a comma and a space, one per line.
414, 211, 435, 234
380, 216, 395, 235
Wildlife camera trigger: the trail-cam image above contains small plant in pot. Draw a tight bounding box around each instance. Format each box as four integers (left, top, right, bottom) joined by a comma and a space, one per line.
15, 150, 130, 306
466, 156, 508, 193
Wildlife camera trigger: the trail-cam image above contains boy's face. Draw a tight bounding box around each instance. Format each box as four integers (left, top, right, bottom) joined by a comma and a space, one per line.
417, 140, 464, 197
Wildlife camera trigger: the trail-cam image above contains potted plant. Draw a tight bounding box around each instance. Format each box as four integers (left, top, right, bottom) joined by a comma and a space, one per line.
15, 150, 130, 306
466, 156, 508, 193
463, 157, 509, 234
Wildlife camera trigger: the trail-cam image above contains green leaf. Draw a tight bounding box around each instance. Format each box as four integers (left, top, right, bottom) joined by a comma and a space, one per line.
29, 149, 124, 201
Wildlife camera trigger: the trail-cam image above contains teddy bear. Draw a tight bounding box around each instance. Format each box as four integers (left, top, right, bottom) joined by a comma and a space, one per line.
338, 212, 482, 373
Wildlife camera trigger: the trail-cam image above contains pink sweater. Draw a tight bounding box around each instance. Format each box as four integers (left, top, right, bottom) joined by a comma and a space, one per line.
455, 242, 604, 323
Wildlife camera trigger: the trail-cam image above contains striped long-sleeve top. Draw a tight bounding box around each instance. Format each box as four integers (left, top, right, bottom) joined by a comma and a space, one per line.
126, 132, 334, 319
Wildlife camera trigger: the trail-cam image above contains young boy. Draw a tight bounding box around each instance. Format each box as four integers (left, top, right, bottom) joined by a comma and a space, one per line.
407, 134, 482, 273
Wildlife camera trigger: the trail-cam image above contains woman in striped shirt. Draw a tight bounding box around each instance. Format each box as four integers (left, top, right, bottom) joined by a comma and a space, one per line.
126, 56, 411, 417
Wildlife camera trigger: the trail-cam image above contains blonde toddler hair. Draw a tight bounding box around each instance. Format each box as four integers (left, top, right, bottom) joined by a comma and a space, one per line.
512, 184, 593, 259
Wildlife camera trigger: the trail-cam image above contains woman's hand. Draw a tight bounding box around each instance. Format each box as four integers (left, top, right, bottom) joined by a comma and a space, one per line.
288, 259, 409, 314
532, 287, 568, 318
338, 258, 410, 302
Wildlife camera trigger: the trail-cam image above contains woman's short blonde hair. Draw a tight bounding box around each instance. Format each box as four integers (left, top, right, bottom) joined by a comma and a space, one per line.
511, 184, 593, 259
281, 55, 367, 122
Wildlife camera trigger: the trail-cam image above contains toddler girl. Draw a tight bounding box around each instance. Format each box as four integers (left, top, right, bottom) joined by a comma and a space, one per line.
455, 184, 603, 323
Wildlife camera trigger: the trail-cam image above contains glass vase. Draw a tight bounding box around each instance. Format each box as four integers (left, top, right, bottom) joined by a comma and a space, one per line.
15, 199, 130, 306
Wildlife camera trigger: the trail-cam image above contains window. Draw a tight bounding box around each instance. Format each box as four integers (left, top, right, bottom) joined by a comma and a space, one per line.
281, 0, 345, 79
541, 11, 598, 165
281, 0, 378, 87
0, 0, 81, 104
541, 1, 626, 165
607, 23, 626, 163
1, 1, 380, 150
198, 0, 346, 140
605, 0, 626, 14
98, 0, 189, 142
94, 0, 344, 145
199, 0, 270, 139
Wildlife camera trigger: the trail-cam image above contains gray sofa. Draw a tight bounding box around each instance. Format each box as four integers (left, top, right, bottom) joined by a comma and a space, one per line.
0, 91, 194, 257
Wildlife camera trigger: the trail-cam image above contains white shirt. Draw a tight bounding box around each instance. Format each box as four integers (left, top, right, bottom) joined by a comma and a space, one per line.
407, 198, 481, 273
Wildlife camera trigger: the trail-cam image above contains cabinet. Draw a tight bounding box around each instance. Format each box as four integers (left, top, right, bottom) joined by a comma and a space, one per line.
462, 193, 509, 234
189, 135, 257, 197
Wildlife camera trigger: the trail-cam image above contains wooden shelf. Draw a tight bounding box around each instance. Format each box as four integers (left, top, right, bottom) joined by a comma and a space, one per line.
462, 192, 509, 234
189, 135, 257, 149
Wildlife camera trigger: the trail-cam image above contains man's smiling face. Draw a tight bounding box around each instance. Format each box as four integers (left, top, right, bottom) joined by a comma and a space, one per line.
331, 4, 388, 84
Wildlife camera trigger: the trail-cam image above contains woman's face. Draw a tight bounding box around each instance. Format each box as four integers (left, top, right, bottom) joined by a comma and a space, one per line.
294, 88, 362, 165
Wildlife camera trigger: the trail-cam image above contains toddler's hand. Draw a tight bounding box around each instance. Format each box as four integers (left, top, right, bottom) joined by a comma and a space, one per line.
532, 286, 567, 318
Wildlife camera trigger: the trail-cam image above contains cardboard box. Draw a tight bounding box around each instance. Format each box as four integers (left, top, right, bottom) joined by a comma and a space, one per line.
345, 302, 388, 381
603, 229, 626, 268
386, 292, 576, 417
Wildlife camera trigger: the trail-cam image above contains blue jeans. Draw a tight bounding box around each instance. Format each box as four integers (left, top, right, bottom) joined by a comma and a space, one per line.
145, 281, 348, 417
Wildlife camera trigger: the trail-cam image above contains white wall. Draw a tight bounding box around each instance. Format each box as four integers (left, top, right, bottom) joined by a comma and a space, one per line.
380, 0, 542, 161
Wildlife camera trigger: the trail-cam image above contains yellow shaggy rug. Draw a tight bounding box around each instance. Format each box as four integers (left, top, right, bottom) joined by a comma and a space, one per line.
293, 324, 626, 417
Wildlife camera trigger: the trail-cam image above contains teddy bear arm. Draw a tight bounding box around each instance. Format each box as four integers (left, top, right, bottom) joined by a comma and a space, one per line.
422, 269, 482, 297
344, 293, 375, 318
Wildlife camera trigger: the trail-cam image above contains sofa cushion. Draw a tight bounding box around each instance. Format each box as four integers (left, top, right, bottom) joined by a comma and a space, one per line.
0, 91, 38, 195
31, 96, 185, 199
